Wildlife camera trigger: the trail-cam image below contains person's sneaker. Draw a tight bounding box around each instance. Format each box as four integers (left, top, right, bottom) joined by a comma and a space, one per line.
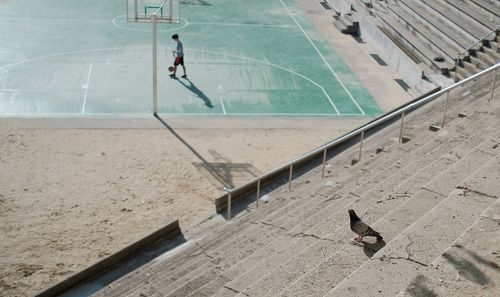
181, 74, 187, 78
169, 73, 176, 78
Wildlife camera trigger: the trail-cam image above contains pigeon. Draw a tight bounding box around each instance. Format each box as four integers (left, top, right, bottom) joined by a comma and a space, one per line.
348, 209, 383, 242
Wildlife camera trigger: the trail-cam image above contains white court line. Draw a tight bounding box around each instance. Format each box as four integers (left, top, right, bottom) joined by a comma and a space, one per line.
192, 49, 340, 115
279, 0, 366, 115
0, 17, 111, 23
81, 64, 93, 114
220, 99, 226, 115
188, 22, 296, 28
157, 112, 362, 116
0, 47, 365, 116
217, 86, 227, 115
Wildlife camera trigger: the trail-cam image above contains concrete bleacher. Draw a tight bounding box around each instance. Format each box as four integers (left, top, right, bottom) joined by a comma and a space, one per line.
89, 67, 500, 296
334, 0, 499, 82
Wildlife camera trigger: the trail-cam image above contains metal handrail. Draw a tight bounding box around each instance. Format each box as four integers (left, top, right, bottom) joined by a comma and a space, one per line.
454, 25, 500, 81
224, 62, 499, 220
458, 24, 500, 57
324, 0, 341, 15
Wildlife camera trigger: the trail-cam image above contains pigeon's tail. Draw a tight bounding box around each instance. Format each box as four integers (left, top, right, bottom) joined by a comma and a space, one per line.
366, 228, 382, 241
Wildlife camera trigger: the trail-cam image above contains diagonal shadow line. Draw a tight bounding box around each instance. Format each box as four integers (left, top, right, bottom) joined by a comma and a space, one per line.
175, 78, 214, 108
442, 252, 491, 286
154, 114, 232, 188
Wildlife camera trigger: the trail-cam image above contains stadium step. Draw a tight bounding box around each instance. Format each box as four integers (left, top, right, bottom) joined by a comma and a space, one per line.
386, 2, 461, 59
397, 186, 500, 297
333, 13, 359, 35
421, 0, 490, 39
468, 0, 500, 23
203, 107, 500, 296
444, 0, 498, 31
239, 127, 500, 296
374, 6, 454, 75
325, 153, 500, 297
397, 0, 474, 50
265, 117, 500, 297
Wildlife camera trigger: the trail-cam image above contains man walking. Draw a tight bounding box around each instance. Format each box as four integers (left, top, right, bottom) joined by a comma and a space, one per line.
170, 34, 186, 78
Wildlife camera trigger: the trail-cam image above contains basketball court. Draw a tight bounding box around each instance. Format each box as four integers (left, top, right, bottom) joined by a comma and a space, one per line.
0, 0, 382, 116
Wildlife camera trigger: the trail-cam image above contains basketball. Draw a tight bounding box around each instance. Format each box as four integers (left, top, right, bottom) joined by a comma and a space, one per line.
168, 66, 174, 72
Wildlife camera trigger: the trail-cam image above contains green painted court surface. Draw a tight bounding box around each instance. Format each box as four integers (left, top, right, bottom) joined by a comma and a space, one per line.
0, 0, 382, 116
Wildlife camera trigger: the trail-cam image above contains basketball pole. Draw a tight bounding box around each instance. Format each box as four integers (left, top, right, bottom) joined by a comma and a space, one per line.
152, 13, 158, 115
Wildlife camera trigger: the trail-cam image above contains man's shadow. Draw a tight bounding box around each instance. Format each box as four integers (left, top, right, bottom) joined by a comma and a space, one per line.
174, 77, 214, 108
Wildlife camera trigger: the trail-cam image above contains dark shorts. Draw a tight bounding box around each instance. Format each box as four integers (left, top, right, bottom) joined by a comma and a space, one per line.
174, 56, 184, 66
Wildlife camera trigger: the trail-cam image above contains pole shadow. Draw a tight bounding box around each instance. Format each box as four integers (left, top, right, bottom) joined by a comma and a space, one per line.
154, 114, 232, 188
175, 77, 214, 108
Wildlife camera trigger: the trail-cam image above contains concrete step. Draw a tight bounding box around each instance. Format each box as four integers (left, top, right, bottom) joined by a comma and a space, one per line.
206, 87, 500, 294
326, 153, 500, 297
143, 224, 285, 296
236, 97, 500, 294
270, 118, 500, 297
398, 188, 500, 297
164, 231, 293, 296
421, 0, 490, 39
221, 115, 500, 296
242, 134, 499, 296
444, 0, 498, 31
468, 55, 490, 71
190, 138, 460, 296
398, 0, 474, 50
376, 8, 454, 74
463, 60, 479, 74
456, 64, 475, 80
334, 13, 359, 34
476, 50, 497, 66
481, 45, 500, 62
387, 3, 461, 60
469, 0, 500, 22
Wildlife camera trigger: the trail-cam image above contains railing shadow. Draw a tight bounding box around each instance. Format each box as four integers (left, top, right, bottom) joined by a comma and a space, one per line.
405, 275, 438, 297
442, 252, 490, 286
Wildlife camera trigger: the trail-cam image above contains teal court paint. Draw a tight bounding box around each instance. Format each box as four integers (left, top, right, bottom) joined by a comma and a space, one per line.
0, 0, 382, 116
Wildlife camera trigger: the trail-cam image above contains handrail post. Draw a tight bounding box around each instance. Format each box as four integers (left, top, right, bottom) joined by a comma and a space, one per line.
321, 149, 327, 179
399, 111, 405, 143
441, 90, 451, 128
256, 179, 261, 208
288, 164, 293, 190
490, 70, 497, 102
358, 130, 365, 161
224, 187, 232, 221
454, 54, 460, 82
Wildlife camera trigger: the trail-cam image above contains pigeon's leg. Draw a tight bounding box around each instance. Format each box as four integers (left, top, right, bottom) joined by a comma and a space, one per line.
356, 236, 364, 242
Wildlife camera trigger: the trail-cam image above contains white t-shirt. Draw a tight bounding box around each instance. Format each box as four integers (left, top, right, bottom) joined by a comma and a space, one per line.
175, 41, 184, 57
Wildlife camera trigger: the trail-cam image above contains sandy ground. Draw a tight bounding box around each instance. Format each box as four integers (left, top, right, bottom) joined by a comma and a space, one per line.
0, 119, 366, 297
0, 1, 416, 296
